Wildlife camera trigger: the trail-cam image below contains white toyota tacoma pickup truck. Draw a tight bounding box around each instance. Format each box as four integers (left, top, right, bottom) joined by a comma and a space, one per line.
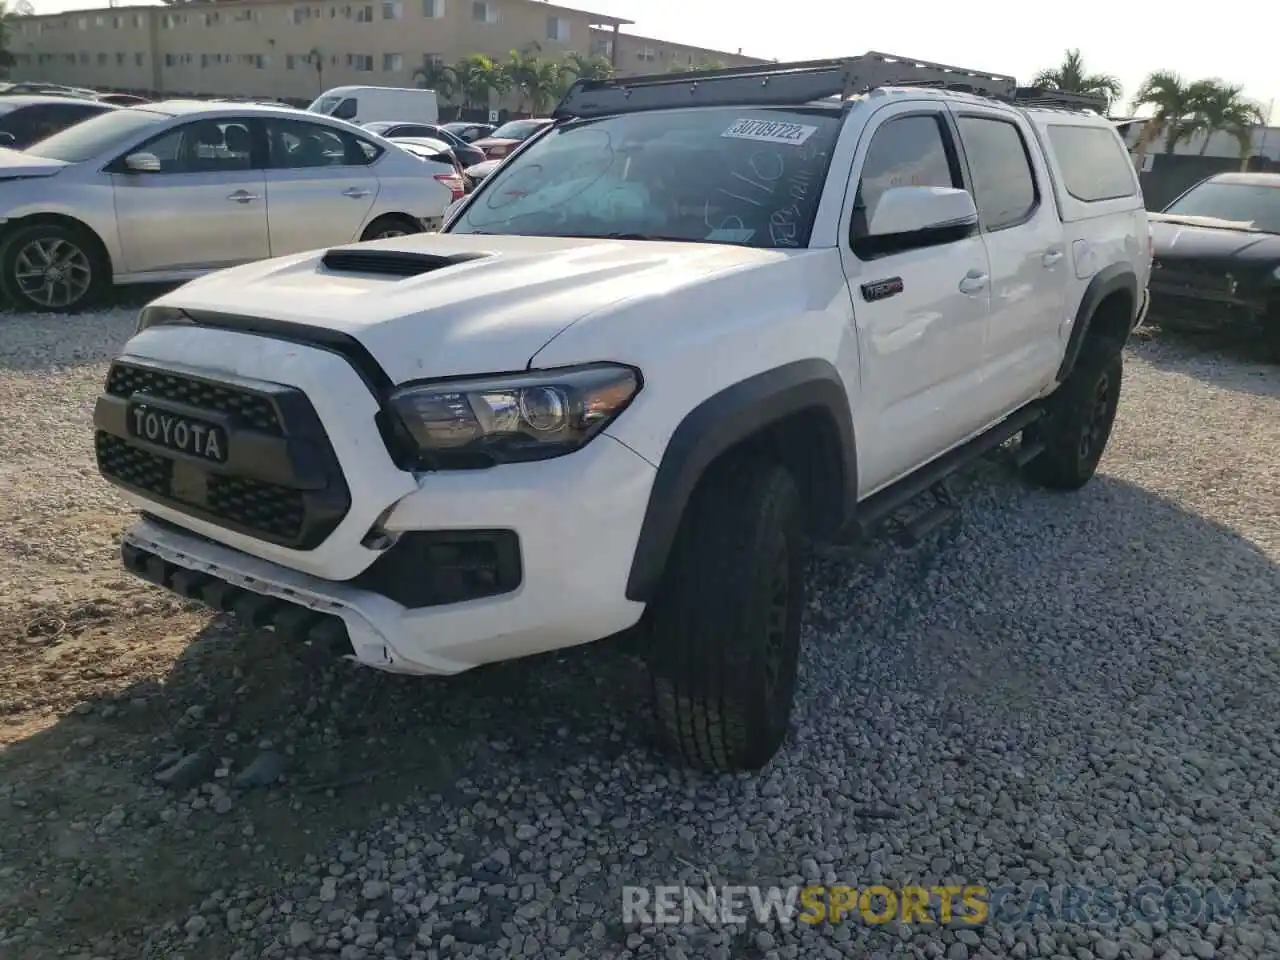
94, 53, 1151, 773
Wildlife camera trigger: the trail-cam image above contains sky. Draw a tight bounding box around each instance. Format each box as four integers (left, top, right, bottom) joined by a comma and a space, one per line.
20, 0, 1280, 120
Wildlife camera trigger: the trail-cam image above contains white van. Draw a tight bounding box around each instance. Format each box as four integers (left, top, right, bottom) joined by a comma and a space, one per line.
307, 86, 439, 125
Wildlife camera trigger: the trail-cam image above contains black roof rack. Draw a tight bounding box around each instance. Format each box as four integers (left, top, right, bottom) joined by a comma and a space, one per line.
553, 51, 1101, 120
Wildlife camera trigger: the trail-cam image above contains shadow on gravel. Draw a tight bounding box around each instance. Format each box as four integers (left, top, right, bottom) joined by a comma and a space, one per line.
2, 463, 1277, 957
1131, 325, 1280, 400
0, 284, 177, 375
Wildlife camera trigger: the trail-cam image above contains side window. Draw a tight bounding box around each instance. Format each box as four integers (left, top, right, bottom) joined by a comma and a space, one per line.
265, 118, 381, 169
333, 98, 357, 120
852, 113, 956, 243
956, 115, 1038, 231
128, 119, 255, 173
1044, 124, 1137, 202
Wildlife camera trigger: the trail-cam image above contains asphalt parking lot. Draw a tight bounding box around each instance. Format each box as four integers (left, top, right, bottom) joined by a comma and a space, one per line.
0, 307, 1277, 960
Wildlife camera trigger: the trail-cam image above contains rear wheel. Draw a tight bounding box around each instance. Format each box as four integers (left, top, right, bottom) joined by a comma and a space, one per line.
0, 222, 108, 313
647, 457, 805, 772
1023, 341, 1123, 490
361, 215, 422, 241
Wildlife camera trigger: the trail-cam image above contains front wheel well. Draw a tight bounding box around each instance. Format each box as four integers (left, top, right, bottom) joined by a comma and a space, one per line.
0, 213, 114, 275
714, 407, 848, 539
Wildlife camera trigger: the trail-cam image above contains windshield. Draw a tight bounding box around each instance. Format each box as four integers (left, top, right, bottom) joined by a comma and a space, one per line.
24, 108, 169, 163
489, 119, 549, 141
1163, 180, 1280, 234
448, 107, 842, 248
309, 95, 342, 115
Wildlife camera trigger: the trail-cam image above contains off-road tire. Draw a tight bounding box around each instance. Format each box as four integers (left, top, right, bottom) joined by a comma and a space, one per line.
0, 222, 110, 313
647, 457, 805, 772
1023, 341, 1123, 490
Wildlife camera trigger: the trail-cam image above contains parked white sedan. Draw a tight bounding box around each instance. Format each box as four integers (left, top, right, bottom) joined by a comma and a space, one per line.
0, 100, 455, 311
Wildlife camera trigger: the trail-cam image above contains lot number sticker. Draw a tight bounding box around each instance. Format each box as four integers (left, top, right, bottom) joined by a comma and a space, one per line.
722, 118, 817, 146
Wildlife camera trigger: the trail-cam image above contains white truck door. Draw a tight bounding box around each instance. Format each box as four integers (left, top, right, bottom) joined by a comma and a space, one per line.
947, 103, 1069, 415
836, 101, 996, 495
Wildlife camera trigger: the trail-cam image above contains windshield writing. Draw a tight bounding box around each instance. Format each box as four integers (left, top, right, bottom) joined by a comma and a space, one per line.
1164, 181, 1280, 234
448, 108, 840, 249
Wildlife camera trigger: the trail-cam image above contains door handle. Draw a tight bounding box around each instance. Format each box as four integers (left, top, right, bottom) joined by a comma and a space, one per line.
342, 187, 371, 198
227, 190, 259, 203
1042, 249, 1064, 268
958, 271, 988, 296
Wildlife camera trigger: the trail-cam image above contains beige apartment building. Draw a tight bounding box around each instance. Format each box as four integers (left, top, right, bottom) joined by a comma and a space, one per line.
7, 0, 768, 108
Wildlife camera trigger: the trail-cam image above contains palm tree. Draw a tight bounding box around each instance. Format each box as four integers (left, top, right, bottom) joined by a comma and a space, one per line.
450, 54, 503, 116
1030, 49, 1122, 113
560, 52, 613, 83
524, 58, 567, 115
1129, 70, 1199, 168
1183, 80, 1265, 163
306, 47, 324, 94
413, 55, 457, 103
502, 48, 542, 113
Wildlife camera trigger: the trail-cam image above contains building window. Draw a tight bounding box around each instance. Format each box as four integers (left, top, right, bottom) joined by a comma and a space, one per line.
136, 52, 145, 66
422, 0, 444, 16
97, 52, 108, 65
133, 14, 144, 27
348, 54, 375, 72
76, 16, 87, 29
164, 53, 176, 67
637, 47, 656, 62
235, 9, 254, 21
546, 16, 570, 41
592, 38, 613, 57
95, 14, 106, 26
472, 1, 497, 23
383, 53, 403, 72
383, 0, 403, 19
356, 5, 374, 21
116, 52, 126, 65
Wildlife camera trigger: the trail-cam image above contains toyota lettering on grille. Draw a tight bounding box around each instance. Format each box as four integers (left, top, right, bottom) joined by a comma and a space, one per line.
127, 403, 228, 463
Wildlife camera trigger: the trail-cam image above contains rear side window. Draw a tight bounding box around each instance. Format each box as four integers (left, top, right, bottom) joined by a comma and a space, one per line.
1045, 124, 1137, 202
956, 115, 1038, 231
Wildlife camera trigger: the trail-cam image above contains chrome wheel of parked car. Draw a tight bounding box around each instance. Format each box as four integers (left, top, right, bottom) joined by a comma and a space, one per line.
13, 237, 93, 309
1, 224, 107, 313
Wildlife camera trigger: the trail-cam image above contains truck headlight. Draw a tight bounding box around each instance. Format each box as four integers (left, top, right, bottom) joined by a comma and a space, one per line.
136, 305, 194, 334
388, 363, 641, 468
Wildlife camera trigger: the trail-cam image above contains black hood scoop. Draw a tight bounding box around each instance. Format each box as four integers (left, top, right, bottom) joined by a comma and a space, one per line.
320, 248, 490, 277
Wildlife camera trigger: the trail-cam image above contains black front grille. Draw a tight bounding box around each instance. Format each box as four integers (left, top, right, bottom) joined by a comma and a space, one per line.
95, 432, 171, 497
95, 361, 351, 550
106, 362, 281, 435
207, 474, 306, 541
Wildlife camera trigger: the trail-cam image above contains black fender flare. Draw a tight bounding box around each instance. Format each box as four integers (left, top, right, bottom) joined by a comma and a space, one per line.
624, 359, 857, 604
1056, 263, 1139, 383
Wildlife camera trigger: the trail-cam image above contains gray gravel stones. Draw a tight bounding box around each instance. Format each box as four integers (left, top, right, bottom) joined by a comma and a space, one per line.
1, 312, 1277, 960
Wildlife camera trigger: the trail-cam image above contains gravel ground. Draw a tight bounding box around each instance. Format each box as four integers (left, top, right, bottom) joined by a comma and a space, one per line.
0, 309, 1277, 960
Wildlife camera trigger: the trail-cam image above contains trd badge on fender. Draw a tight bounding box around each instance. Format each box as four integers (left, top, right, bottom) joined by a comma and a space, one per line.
861, 277, 904, 302
127, 404, 228, 463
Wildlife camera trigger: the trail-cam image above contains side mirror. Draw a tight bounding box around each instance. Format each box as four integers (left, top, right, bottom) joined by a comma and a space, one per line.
124, 151, 161, 173
0, 132, 15, 147
865, 185, 978, 238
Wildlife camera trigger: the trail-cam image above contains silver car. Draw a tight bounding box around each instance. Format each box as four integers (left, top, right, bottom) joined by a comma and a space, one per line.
0, 100, 454, 312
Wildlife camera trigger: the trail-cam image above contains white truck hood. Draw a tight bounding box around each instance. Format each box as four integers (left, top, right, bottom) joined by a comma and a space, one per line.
0, 147, 68, 180
159, 233, 788, 383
